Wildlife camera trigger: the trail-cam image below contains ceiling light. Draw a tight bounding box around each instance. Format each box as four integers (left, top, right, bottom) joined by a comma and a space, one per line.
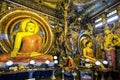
107, 10, 117, 17
95, 18, 102, 23
95, 22, 103, 28
107, 15, 119, 23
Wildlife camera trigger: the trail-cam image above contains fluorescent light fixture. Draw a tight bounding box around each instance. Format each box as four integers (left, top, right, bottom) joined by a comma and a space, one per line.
107, 10, 117, 17
95, 22, 103, 28
107, 15, 119, 23
95, 18, 102, 23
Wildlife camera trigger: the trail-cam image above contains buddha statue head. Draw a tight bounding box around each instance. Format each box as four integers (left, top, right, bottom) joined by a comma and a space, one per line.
85, 41, 93, 48
20, 19, 39, 34
25, 21, 36, 33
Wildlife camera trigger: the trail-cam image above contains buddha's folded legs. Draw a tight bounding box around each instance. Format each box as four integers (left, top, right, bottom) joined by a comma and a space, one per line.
31, 55, 53, 62
0, 53, 53, 63
0, 54, 11, 62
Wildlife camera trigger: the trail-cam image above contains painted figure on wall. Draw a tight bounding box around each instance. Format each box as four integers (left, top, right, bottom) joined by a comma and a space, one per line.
0, 1, 8, 12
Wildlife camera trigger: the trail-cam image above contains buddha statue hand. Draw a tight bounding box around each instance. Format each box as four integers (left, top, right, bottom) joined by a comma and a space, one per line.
30, 52, 43, 57
11, 51, 18, 58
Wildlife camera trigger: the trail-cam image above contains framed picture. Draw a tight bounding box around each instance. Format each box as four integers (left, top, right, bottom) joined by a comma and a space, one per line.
79, 70, 93, 80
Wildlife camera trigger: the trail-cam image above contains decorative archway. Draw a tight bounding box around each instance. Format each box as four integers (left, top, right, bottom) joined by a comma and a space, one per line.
78, 33, 93, 56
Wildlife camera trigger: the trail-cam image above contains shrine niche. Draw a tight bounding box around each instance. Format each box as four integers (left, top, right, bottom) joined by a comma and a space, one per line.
0, 8, 53, 54
78, 33, 93, 56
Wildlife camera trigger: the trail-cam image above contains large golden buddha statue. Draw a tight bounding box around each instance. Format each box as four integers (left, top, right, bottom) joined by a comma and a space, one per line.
0, 19, 53, 63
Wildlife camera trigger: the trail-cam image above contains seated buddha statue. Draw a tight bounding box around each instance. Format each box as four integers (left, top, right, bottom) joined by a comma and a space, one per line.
83, 40, 105, 69
83, 41, 96, 62
0, 19, 53, 63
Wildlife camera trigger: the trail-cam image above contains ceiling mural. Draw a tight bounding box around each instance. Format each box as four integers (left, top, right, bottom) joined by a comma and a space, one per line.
4, 0, 63, 19
83, 0, 118, 17
73, 0, 119, 17
0, 0, 118, 34
73, 0, 95, 6
0, 0, 119, 23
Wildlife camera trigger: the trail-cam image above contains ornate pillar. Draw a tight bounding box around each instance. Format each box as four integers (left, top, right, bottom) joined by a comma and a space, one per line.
64, 10, 68, 36
102, 14, 106, 25
63, 0, 70, 36
0, 1, 7, 12
117, 5, 120, 15
117, 5, 120, 24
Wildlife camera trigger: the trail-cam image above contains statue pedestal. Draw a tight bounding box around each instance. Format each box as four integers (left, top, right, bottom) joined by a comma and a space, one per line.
78, 66, 93, 80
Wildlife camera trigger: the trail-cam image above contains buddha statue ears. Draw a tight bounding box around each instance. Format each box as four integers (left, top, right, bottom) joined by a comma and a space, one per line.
20, 19, 39, 34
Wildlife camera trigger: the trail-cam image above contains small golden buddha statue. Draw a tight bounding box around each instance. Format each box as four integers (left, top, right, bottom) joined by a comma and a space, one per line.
83, 40, 105, 69
83, 41, 96, 62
